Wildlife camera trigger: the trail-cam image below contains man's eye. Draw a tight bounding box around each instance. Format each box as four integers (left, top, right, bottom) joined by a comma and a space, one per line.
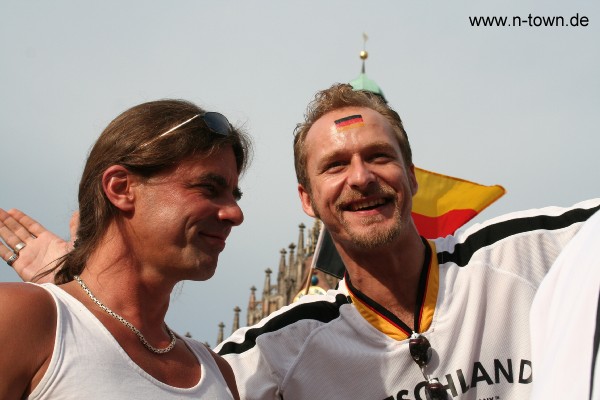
325, 161, 344, 172
370, 153, 393, 163
200, 185, 218, 196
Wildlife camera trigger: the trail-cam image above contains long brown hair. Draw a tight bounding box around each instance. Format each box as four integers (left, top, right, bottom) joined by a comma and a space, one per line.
36, 99, 252, 283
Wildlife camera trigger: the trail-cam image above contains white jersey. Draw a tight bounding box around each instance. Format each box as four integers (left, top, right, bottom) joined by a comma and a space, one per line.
216, 199, 600, 400
530, 208, 600, 400
30, 283, 234, 400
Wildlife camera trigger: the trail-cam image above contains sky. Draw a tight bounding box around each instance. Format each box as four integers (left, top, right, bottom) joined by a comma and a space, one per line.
1, 1, 598, 346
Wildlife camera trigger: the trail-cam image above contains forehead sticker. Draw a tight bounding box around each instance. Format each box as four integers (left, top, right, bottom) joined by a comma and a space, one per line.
334, 114, 364, 132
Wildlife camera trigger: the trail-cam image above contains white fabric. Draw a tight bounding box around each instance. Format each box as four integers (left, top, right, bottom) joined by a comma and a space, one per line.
217, 199, 600, 400
29, 283, 234, 400
530, 209, 600, 400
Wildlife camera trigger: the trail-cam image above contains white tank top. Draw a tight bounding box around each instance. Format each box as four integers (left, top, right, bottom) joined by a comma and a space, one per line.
28, 283, 234, 399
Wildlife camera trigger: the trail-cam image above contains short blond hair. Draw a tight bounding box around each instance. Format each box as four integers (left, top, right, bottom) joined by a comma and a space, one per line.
293, 83, 412, 190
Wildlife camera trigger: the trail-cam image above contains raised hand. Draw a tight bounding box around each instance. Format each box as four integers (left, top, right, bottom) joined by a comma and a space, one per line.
0, 209, 76, 283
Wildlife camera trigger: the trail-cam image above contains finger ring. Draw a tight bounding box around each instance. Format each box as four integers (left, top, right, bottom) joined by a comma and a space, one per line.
6, 253, 18, 267
14, 242, 26, 254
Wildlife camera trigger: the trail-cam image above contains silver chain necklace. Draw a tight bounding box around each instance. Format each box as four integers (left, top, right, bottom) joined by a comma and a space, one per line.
74, 275, 177, 354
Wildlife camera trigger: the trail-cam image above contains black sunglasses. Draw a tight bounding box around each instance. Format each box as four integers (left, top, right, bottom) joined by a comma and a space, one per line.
198, 112, 233, 137
141, 111, 232, 148
409, 333, 448, 400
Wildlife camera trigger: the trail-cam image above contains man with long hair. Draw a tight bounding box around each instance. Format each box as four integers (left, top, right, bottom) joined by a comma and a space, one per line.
0, 99, 251, 399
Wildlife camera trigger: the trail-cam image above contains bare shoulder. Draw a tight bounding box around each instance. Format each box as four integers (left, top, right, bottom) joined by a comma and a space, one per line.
208, 347, 240, 400
0, 282, 56, 321
0, 282, 57, 399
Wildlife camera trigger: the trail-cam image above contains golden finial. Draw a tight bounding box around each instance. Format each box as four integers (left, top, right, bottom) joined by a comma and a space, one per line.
360, 32, 369, 60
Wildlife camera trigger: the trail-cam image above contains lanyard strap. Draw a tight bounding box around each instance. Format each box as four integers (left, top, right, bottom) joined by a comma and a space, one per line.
345, 237, 432, 335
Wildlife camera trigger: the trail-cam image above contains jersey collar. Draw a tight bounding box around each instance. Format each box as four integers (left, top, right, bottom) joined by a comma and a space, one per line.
343, 238, 439, 341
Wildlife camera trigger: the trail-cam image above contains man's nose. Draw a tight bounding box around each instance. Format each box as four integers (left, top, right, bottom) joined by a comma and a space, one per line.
219, 201, 244, 226
346, 159, 376, 189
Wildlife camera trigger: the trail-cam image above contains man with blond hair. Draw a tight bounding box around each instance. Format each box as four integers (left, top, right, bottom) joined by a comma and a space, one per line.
216, 84, 600, 400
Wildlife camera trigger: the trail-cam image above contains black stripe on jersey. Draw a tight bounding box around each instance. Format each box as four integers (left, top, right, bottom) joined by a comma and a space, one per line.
591, 290, 600, 399
217, 294, 349, 356
437, 205, 600, 267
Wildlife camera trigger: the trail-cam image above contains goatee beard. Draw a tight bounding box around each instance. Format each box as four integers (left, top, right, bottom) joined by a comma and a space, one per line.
341, 207, 404, 249
338, 185, 403, 249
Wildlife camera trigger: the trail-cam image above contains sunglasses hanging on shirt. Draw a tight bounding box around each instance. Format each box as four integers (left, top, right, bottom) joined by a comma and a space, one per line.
409, 333, 447, 400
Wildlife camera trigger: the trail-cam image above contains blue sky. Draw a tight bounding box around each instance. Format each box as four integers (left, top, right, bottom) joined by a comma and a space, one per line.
1, 1, 598, 345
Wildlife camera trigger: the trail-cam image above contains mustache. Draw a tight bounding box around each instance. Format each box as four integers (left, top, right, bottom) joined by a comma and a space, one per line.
335, 184, 396, 211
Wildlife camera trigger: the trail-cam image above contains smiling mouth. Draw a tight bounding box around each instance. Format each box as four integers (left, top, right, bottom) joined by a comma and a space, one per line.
198, 233, 228, 252
200, 232, 229, 246
344, 198, 390, 212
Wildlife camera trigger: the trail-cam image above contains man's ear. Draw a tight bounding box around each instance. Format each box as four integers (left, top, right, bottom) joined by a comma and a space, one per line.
102, 165, 136, 212
408, 164, 418, 197
298, 183, 317, 218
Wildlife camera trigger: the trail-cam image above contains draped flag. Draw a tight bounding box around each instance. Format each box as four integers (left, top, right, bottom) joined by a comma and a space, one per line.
313, 168, 506, 278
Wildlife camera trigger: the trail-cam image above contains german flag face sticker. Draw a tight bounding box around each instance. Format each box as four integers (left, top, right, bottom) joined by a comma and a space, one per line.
334, 114, 364, 132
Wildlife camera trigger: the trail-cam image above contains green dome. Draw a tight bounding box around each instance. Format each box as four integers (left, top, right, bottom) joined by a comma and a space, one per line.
349, 35, 387, 102
349, 72, 386, 101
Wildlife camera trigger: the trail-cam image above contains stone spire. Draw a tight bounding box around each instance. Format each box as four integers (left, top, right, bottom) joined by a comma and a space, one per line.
277, 248, 287, 294
247, 286, 257, 326
232, 306, 241, 333
288, 242, 296, 270
288, 243, 297, 293
262, 268, 272, 317
248, 285, 256, 311
297, 223, 306, 259
217, 322, 225, 345
263, 268, 272, 298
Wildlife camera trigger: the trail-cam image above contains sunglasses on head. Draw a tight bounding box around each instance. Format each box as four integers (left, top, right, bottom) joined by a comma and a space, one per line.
409, 332, 448, 400
141, 111, 232, 148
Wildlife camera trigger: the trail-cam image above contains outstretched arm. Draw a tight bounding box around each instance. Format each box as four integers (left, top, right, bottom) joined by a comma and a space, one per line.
0, 208, 76, 283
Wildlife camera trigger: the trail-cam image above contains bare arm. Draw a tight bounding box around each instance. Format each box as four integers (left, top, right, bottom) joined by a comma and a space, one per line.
0, 283, 56, 399
0, 208, 77, 283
